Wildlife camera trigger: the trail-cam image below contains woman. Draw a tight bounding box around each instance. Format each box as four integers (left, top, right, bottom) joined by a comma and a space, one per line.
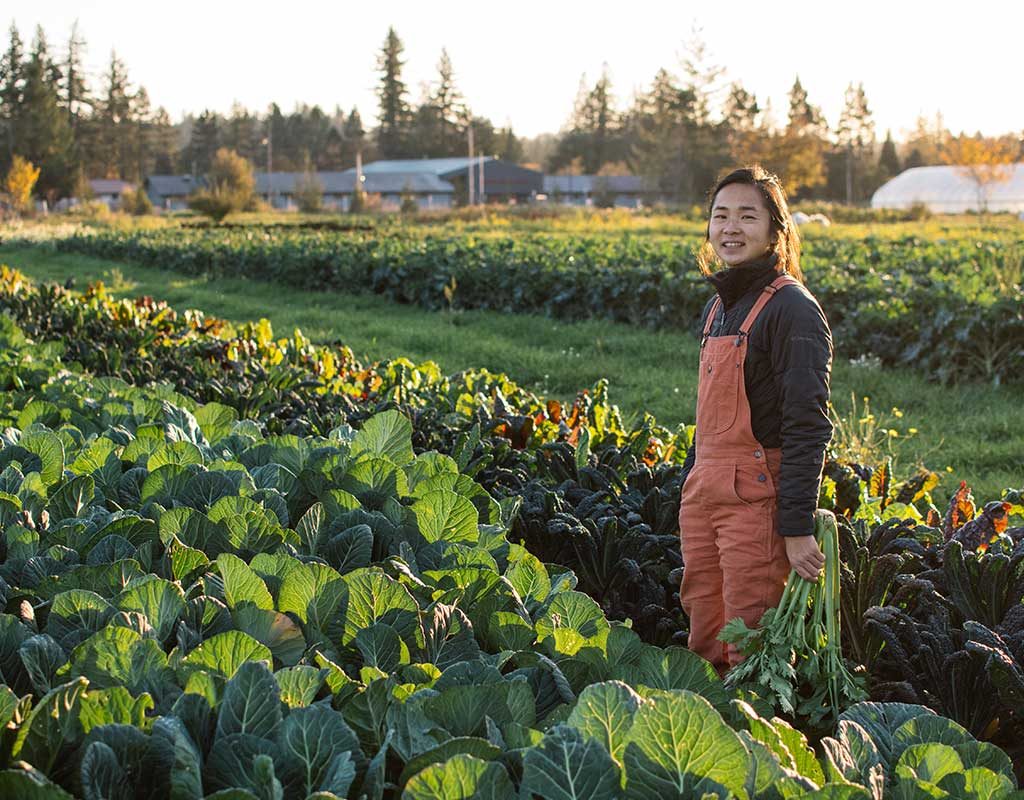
678, 165, 833, 673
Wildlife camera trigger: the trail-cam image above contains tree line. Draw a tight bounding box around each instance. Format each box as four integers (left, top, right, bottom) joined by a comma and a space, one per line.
1, 21, 1020, 206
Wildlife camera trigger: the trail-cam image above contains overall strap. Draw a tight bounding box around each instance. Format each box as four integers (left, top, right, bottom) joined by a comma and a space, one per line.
700, 296, 722, 346
737, 274, 800, 338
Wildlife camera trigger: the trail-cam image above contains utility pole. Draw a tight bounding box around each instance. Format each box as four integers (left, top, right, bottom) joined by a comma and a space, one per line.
467, 126, 475, 206
478, 153, 485, 204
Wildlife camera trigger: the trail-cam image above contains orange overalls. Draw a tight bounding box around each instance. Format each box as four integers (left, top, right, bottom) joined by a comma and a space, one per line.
678, 274, 798, 672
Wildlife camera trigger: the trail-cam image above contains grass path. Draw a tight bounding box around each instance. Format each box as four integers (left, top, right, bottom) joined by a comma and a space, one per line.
1, 244, 1019, 504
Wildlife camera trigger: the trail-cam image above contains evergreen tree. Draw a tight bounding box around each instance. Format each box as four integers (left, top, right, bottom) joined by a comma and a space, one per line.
835, 82, 876, 203
722, 82, 772, 172
787, 76, 827, 138
497, 126, 523, 163
91, 51, 134, 178
341, 107, 367, 168
676, 31, 729, 200
629, 68, 698, 201
769, 75, 828, 198
18, 27, 74, 200
549, 67, 626, 175
0, 23, 26, 163
61, 22, 89, 131
182, 110, 221, 174
430, 48, 467, 156
147, 107, 178, 174
223, 103, 262, 164
375, 27, 411, 158
878, 129, 901, 181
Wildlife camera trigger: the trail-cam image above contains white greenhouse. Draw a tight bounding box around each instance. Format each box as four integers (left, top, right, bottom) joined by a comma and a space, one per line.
871, 163, 1024, 214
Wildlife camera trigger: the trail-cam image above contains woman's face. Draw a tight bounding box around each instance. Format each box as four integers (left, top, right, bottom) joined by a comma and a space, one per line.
708, 183, 773, 268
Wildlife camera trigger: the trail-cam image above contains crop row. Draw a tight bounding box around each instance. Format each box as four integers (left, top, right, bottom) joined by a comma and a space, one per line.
45, 226, 1024, 384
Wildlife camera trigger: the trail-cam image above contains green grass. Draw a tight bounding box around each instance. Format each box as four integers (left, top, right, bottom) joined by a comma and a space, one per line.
1, 244, 1020, 506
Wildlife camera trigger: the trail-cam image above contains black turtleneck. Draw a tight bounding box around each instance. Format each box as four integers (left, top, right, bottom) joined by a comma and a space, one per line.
681, 253, 834, 537
706, 252, 781, 310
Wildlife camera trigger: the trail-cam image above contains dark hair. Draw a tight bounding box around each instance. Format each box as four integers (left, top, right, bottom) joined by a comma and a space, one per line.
696, 165, 803, 283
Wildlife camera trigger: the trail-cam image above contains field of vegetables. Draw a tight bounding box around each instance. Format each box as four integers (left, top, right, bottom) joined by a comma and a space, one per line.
35, 219, 1024, 385
0, 257, 1023, 798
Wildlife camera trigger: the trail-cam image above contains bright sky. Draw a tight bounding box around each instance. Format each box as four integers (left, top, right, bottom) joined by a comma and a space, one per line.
9, 1, 1018, 141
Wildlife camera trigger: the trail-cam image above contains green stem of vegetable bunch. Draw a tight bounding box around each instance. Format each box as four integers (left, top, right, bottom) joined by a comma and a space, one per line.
719, 509, 867, 724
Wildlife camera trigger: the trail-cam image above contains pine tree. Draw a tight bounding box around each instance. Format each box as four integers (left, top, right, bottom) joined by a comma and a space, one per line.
0, 23, 26, 163
787, 76, 827, 138
183, 110, 221, 174
375, 27, 411, 159
878, 129, 901, 181
223, 103, 262, 164
61, 22, 89, 131
430, 48, 467, 156
92, 51, 134, 179
768, 75, 828, 198
18, 27, 74, 199
341, 107, 367, 168
629, 68, 697, 200
722, 82, 771, 170
678, 30, 729, 200
835, 82, 876, 203
497, 126, 523, 163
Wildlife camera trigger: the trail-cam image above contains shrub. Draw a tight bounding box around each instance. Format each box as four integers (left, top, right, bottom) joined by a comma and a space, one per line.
120, 187, 153, 216
188, 148, 255, 222
294, 172, 323, 213
3, 155, 40, 215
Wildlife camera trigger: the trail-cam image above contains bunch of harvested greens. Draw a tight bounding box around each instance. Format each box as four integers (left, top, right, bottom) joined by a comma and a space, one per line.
719, 509, 867, 724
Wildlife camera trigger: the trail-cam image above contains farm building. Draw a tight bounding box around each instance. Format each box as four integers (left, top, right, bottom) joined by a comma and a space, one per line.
871, 163, 1024, 213
251, 158, 543, 210
541, 175, 664, 208
254, 170, 457, 211
144, 175, 205, 211
357, 157, 544, 206
88, 179, 136, 209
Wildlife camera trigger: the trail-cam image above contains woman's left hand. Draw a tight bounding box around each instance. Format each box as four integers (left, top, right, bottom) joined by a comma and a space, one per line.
784, 535, 825, 582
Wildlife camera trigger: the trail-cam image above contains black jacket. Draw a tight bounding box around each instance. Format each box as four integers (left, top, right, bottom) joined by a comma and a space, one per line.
680, 256, 833, 537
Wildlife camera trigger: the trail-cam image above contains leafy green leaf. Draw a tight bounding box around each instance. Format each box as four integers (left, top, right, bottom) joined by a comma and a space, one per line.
351, 410, 414, 466
338, 569, 420, 646
566, 680, 641, 767
622, 689, 750, 800
275, 704, 363, 797
275, 666, 326, 709
216, 660, 283, 741
180, 630, 273, 680
115, 575, 185, 644
12, 678, 88, 775
410, 490, 479, 545
218, 553, 275, 611
536, 591, 610, 656
402, 753, 515, 800
520, 724, 620, 800
0, 764, 77, 799
838, 702, 935, 770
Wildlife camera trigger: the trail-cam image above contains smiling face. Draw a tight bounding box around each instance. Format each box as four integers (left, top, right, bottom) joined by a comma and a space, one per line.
708, 183, 773, 268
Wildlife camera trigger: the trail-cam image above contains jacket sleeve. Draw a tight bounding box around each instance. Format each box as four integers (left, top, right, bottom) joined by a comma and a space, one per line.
771, 290, 833, 536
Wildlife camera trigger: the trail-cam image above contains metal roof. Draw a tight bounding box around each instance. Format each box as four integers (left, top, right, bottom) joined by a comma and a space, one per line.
872, 163, 1024, 213
359, 157, 495, 176
543, 175, 647, 194
145, 175, 204, 197
257, 171, 454, 194
89, 179, 134, 195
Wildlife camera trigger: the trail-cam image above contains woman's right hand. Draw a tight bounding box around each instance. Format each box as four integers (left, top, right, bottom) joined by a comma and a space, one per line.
784, 534, 825, 582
